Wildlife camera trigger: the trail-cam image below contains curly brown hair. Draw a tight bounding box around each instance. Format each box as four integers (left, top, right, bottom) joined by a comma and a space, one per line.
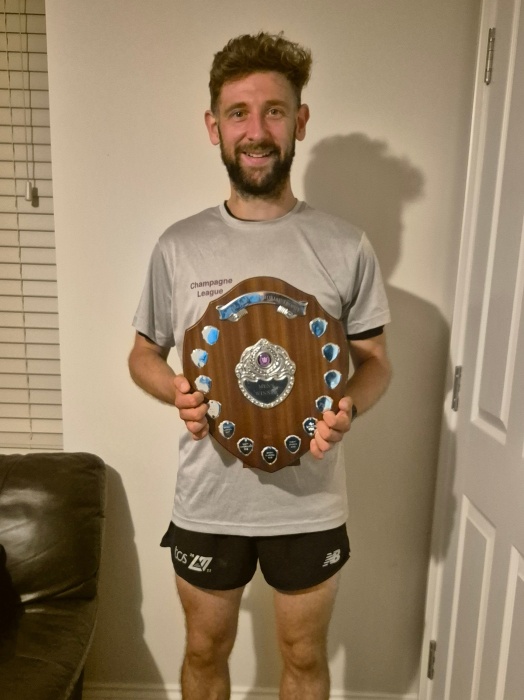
209, 32, 312, 113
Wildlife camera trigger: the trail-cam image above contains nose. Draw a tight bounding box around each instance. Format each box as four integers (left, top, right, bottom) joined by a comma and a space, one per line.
245, 111, 268, 141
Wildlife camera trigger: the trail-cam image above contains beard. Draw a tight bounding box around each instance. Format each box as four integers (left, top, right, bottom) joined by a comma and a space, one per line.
218, 132, 296, 199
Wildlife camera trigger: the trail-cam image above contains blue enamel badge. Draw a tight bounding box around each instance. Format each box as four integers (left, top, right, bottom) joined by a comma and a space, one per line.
324, 370, 342, 390
202, 326, 219, 345
195, 375, 212, 393
191, 348, 208, 368
309, 318, 328, 337
207, 400, 221, 419
315, 395, 333, 412
322, 343, 340, 362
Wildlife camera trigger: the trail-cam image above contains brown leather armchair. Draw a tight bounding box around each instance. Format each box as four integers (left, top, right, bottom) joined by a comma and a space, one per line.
0, 452, 106, 700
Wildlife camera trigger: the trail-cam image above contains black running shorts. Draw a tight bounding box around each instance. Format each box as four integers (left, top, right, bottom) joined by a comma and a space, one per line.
160, 521, 350, 591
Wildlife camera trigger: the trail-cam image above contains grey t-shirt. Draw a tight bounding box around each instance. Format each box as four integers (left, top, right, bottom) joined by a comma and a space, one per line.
133, 201, 390, 536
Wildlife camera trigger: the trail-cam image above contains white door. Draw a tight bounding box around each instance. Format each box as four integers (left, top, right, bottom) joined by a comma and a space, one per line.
420, 0, 524, 698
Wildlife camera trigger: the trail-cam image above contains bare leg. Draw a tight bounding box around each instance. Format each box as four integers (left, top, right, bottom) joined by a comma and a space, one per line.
274, 573, 340, 700
176, 575, 244, 700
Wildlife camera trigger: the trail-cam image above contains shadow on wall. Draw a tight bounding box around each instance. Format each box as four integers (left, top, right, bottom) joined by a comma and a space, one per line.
84, 466, 168, 698
304, 133, 451, 693
249, 134, 450, 694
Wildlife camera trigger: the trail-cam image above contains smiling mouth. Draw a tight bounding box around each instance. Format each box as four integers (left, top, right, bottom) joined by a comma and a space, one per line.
246, 152, 272, 158
238, 142, 277, 160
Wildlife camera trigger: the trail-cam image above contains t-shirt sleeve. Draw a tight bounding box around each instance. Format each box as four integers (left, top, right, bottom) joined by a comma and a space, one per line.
342, 233, 391, 336
132, 241, 175, 347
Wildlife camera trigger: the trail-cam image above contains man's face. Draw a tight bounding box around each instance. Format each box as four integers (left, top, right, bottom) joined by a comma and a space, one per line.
205, 72, 309, 198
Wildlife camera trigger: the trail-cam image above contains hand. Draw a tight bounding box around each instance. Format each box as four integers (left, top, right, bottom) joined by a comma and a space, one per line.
310, 396, 354, 460
173, 375, 209, 440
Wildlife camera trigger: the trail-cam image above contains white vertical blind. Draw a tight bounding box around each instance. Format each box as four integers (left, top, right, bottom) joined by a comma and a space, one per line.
0, 0, 62, 449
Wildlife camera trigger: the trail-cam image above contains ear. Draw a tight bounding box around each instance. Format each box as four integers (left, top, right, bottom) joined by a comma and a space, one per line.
204, 110, 220, 146
295, 104, 310, 142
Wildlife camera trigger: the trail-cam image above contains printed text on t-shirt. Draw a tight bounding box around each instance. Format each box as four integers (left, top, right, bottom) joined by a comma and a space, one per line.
190, 278, 232, 299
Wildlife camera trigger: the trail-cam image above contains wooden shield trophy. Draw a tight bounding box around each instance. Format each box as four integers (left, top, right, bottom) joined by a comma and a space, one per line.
182, 277, 349, 472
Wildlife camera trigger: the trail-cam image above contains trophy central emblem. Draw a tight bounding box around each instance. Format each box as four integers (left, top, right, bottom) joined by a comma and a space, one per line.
235, 338, 296, 409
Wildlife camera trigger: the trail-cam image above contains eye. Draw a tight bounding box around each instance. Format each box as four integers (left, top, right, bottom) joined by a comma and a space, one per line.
229, 109, 246, 120
267, 107, 284, 118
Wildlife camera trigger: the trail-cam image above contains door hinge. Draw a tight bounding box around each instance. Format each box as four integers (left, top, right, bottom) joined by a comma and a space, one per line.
484, 28, 496, 85
451, 366, 462, 411
427, 640, 437, 680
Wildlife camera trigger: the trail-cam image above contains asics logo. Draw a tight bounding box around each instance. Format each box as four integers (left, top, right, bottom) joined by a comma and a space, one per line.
322, 549, 341, 567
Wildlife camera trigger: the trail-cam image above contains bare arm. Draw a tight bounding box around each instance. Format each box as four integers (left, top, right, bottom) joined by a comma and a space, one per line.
310, 332, 392, 459
128, 332, 209, 439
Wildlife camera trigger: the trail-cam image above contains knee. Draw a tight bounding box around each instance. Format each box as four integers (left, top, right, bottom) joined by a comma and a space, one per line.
280, 638, 326, 675
186, 630, 235, 669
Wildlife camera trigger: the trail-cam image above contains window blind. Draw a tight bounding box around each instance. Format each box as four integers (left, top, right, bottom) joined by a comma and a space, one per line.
0, 0, 62, 449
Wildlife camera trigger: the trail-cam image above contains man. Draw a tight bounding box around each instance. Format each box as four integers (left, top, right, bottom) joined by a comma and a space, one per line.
129, 32, 391, 700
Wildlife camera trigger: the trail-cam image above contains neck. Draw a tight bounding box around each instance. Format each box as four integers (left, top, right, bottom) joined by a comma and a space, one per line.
226, 182, 297, 221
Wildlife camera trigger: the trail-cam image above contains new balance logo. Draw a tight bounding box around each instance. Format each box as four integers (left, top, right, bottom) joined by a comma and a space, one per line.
188, 554, 213, 572
322, 549, 341, 567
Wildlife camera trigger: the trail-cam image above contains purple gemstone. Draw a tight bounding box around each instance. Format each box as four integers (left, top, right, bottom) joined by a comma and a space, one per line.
257, 352, 272, 368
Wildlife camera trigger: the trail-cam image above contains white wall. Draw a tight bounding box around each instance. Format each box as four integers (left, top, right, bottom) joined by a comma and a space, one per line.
45, 0, 480, 696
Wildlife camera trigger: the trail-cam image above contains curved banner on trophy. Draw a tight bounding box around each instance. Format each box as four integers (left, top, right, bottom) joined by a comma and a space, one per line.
182, 277, 349, 472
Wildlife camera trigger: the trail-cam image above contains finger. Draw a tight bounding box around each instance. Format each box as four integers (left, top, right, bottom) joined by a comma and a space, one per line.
310, 437, 325, 460
338, 396, 352, 413
318, 410, 336, 428
317, 427, 344, 453
315, 418, 345, 443
322, 408, 350, 433
173, 374, 191, 394
311, 418, 346, 460
173, 374, 202, 408
178, 404, 209, 423
314, 419, 331, 441
314, 430, 332, 453
175, 390, 206, 410
188, 421, 209, 440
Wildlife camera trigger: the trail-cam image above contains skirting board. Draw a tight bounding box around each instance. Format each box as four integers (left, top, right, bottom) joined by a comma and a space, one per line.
84, 683, 418, 700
